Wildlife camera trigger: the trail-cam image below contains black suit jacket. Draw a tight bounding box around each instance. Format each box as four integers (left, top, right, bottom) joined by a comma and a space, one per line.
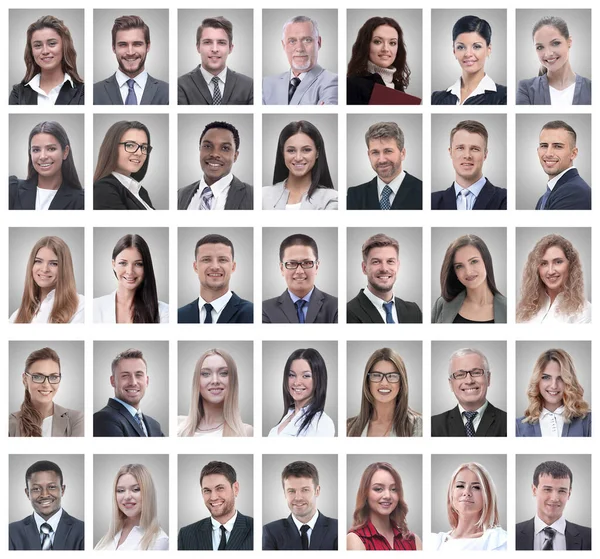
178, 66, 253, 105
347, 173, 422, 210
178, 292, 253, 323
94, 174, 154, 210
9, 177, 84, 210
178, 511, 253, 550
262, 513, 338, 550
178, 176, 253, 210
431, 179, 507, 210
262, 287, 338, 324
432, 84, 507, 105
93, 398, 164, 437
93, 73, 169, 105
347, 289, 422, 324
9, 510, 84, 550
347, 73, 404, 105
516, 517, 592, 550
9, 81, 84, 105
535, 168, 591, 210
431, 402, 507, 437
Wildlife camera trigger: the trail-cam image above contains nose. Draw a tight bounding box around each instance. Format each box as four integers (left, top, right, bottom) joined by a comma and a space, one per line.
209, 372, 221, 384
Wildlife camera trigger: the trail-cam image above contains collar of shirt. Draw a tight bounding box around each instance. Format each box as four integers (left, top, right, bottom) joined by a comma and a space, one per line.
535, 514, 566, 535
112, 172, 154, 210
115, 68, 148, 91
288, 287, 314, 305
27, 73, 73, 97
199, 172, 234, 203
376, 170, 406, 200
200, 65, 228, 86
454, 175, 487, 199
448, 74, 497, 102
548, 167, 576, 191
291, 509, 319, 533
198, 290, 233, 320
362, 286, 397, 323
211, 510, 238, 550
290, 70, 306, 82
34, 508, 63, 535
112, 397, 141, 418
541, 406, 564, 419
458, 400, 489, 430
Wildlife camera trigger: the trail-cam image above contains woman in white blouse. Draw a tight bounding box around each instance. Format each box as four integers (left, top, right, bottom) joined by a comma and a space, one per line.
10, 235, 84, 323
268, 348, 335, 437
95, 464, 168, 551
516, 234, 591, 324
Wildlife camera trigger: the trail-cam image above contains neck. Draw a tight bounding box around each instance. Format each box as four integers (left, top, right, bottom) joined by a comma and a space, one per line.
464, 283, 493, 304
367, 284, 393, 302
201, 285, 229, 303
116, 286, 136, 305
205, 65, 225, 77
214, 508, 236, 525
545, 287, 562, 305
461, 70, 485, 90
201, 400, 225, 425
545, 400, 563, 413
290, 287, 311, 299
285, 175, 311, 192
461, 399, 485, 412
122, 514, 141, 530
37, 173, 63, 191
34, 400, 54, 419
121, 67, 144, 79
39, 68, 64, 91
538, 511, 561, 527
456, 174, 483, 189
452, 514, 483, 538
294, 509, 316, 524
38, 509, 58, 522
38, 287, 53, 303
372, 400, 395, 423
294, 399, 310, 414
369, 512, 392, 534
547, 62, 575, 87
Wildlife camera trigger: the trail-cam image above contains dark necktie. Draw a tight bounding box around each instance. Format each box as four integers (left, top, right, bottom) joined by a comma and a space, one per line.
463, 411, 478, 437
135, 411, 148, 436
218, 525, 227, 550
300, 524, 310, 550
542, 526, 556, 550
125, 78, 137, 105
539, 187, 552, 210
204, 303, 214, 323
288, 77, 301, 104
40, 522, 53, 550
295, 299, 306, 323
380, 185, 393, 210
211, 76, 222, 105
383, 301, 395, 323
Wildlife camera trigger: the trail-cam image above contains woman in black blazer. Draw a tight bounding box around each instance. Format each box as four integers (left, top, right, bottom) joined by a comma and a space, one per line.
9, 121, 83, 210
9, 15, 84, 105
93, 121, 155, 210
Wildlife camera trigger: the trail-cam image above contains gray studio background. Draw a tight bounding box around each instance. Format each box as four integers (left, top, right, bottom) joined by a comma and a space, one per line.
431, 114, 507, 192
516, 10, 591, 85
262, 227, 338, 299
431, 10, 507, 93
515, 227, 591, 302
262, 10, 338, 77
346, 10, 423, 99
431, 454, 506, 533
9, 114, 85, 190
177, 10, 254, 78
9, 227, 85, 317
9, 9, 85, 94
347, 114, 422, 188
93, 454, 169, 546
178, 227, 253, 306
178, 341, 254, 430
515, 340, 591, 419
178, 454, 253, 528
178, 113, 253, 189
93, 9, 169, 84
346, 341, 423, 428
93, 340, 169, 433
94, 114, 169, 210
431, 340, 507, 415
9, 340, 85, 426
93, 227, 169, 302
516, 454, 591, 525
263, 454, 337, 524
9, 454, 84, 522
347, 454, 422, 537
515, 114, 591, 210
347, 227, 422, 309
431, 227, 507, 305
262, 340, 338, 437
262, 113, 338, 189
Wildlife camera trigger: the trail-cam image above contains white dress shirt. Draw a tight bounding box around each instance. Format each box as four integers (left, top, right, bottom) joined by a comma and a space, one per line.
291, 510, 319, 546
458, 401, 489, 433
115, 69, 148, 105
197, 291, 233, 323
34, 508, 63, 547
526, 293, 591, 324
9, 290, 84, 323
549, 83, 576, 106
539, 406, 565, 437
534, 515, 567, 550
112, 172, 154, 210
187, 173, 234, 211
106, 526, 169, 550
210, 511, 237, 550
376, 170, 406, 207
200, 65, 228, 99
362, 286, 398, 323
41, 415, 54, 437
447, 74, 498, 105
268, 408, 335, 437
26, 73, 73, 105
93, 291, 169, 323
36, 187, 58, 210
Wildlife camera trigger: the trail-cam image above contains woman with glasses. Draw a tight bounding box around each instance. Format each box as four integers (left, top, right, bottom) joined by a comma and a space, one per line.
9, 347, 83, 437
348, 348, 421, 437
93, 121, 156, 210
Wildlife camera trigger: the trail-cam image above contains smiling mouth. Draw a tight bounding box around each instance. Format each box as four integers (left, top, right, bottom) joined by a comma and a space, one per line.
292, 387, 307, 394
462, 387, 480, 392
546, 390, 561, 396
205, 160, 223, 168
378, 389, 392, 394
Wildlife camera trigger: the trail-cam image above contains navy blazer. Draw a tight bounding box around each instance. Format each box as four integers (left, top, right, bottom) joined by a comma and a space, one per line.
517, 74, 592, 105
93, 73, 169, 105
93, 398, 164, 437
535, 168, 591, 210
9, 81, 84, 105
516, 518, 591, 550
177, 292, 253, 324
347, 289, 422, 324
178, 176, 253, 210
178, 511, 253, 550
432, 83, 507, 105
516, 413, 591, 437
431, 179, 507, 210
263, 513, 338, 550
9, 177, 84, 210
9, 510, 84, 550
262, 287, 338, 324
94, 174, 154, 210
431, 402, 507, 437
347, 173, 422, 210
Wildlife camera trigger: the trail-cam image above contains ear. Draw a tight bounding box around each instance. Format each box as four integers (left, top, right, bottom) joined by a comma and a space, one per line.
532, 483, 537, 497
448, 146, 452, 158
196, 43, 202, 55
193, 260, 199, 274
361, 261, 367, 276
571, 146, 579, 161
280, 262, 285, 276
61, 485, 66, 496
315, 484, 321, 497
25, 487, 30, 499
281, 40, 286, 50
231, 260, 237, 273
233, 480, 240, 497
487, 372, 491, 387
146, 42, 151, 54
229, 43, 234, 55
234, 150, 239, 163
484, 149, 488, 161
110, 375, 116, 388
400, 147, 406, 162
145, 375, 149, 387
63, 145, 70, 160
317, 36, 322, 49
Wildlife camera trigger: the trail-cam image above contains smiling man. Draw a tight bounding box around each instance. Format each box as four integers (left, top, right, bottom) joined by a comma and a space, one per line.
431, 348, 507, 437
94, 15, 168, 105
93, 348, 164, 437
9, 460, 84, 550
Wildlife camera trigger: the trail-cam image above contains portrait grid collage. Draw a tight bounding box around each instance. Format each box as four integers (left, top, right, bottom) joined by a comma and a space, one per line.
3, 1, 596, 554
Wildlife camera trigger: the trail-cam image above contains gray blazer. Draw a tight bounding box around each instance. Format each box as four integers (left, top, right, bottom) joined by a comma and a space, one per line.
178, 176, 253, 210
431, 291, 507, 324
93, 73, 169, 105
263, 286, 338, 323
178, 66, 253, 105
516, 74, 591, 105
262, 181, 338, 210
9, 403, 84, 437
262, 64, 338, 105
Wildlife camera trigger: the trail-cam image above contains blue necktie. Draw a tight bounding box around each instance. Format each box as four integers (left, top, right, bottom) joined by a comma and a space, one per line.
125, 78, 137, 105
380, 185, 393, 210
539, 187, 552, 210
458, 189, 472, 210
200, 186, 213, 210
383, 301, 395, 323
463, 411, 478, 437
135, 412, 148, 436
295, 299, 306, 323
204, 303, 214, 323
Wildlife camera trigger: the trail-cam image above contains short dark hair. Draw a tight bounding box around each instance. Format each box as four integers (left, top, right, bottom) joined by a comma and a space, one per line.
452, 15, 492, 45
281, 461, 319, 488
26, 460, 63, 488
541, 120, 577, 147
199, 121, 240, 152
196, 16, 233, 45
200, 461, 237, 486
279, 234, 318, 262
112, 15, 150, 47
194, 234, 235, 260
361, 233, 399, 262
450, 120, 489, 151
533, 461, 573, 488
111, 348, 147, 376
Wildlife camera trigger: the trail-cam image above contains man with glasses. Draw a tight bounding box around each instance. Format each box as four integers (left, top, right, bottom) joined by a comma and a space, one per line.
263, 233, 338, 323
431, 348, 506, 437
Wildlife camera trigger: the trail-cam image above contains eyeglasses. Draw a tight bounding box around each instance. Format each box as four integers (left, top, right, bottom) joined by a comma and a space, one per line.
368, 372, 401, 383
450, 368, 486, 380
119, 141, 152, 155
283, 260, 317, 270
24, 371, 62, 384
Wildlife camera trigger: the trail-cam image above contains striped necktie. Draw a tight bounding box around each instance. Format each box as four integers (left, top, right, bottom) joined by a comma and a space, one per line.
40, 522, 53, 550
463, 411, 478, 436
200, 186, 214, 210
211, 76, 222, 105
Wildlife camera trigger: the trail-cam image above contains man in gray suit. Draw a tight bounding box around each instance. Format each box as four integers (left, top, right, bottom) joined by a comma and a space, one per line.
263, 233, 338, 323
262, 15, 337, 105
178, 17, 253, 105
94, 15, 169, 105
178, 121, 253, 210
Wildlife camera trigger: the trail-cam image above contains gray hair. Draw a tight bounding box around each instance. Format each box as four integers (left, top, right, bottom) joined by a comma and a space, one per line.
447, 348, 489, 379
365, 122, 404, 151
282, 15, 320, 41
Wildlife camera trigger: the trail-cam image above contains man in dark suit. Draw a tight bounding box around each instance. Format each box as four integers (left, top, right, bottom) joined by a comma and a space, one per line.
263, 461, 338, 550
347, 233, 422, 324
93, 15, 168, 105
431, 120, 507, 210
178, 17, 253, 105
263, 234, 337, 323
431, 348, 507, 437
178, 234, 253, 324
9, 460, 84, 550
178, 461, 253, 550
516, 461, 591, 550
535, 120, 591, 210
93, 348, 164, 437
178, 121, 253, 210
348, 122, 422, 210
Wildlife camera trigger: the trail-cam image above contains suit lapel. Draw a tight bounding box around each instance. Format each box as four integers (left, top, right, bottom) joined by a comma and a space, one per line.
227, 512, 250, 550
56, 82, 78, 105
141, 76, 157, 105
218, 293, 240, 323
284, 516, 302, 548
224, 177, 243, 209
52, 404, 68, 436
473, 180, 493, 209
105, 75, 124, 105
448, 406, 467, 436
475, 402, 495, 436
53, 510, 73, 549
291, 65, 322, 104
565, 521, 582, 550
442, 186, 458, 209
358, 290, 384, 323
306, 288, 324, 323
18, 179, 37, 209
365, 178, 381, 209
199, 518, 213, 550
278, 291, 299, 323
190, 67, 213, 104
111, 399, 144, 436
49, 185, 75, 210
309, 513, 327, 550
518, 518, 535, 550
221, 69, 236, 104
184, 182, 201, 209
24, 515, 42, 549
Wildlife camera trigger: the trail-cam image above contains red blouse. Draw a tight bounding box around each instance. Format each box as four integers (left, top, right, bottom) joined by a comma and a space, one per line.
350, 519, 417, 550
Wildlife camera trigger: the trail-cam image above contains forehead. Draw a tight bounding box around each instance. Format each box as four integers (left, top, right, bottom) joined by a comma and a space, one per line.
115, 28, 147, 44
31, 28, 61, 42
290, 358, 311, 373
29, 470, 61, 486
541, 246, 566, 260
35, 246, 58, 260
284, 21, 316, 38
451, 352, 484, 370
538, 473, 570, 490
539, 127, 571, 143
115, 246, 143, 261
455, 468, 480, 483
200, 27, 230, 43
196, 242, 233, 260
368, 137, 399, 151
454, 31, 487, 45
115, 357, 147, 375
371, 469, 395, 485
284, 475, 315, 490
367, 245, 398, 261
202, 128, 235, 145
202, 473, 230, 489
370, 359, 397, 373
117, 473, 138, 487
283, 244, 316, 261
31, 133, 59, 147
28, 359, 60, 374
201, 353, 228, 369
534, 25, 562, 42
372, 25, 398, 40
452, 129, 486, 148
454, 244, 482, 262
284, 132, 315, 149
542, 360, 561, 375
120, 129, 148, 143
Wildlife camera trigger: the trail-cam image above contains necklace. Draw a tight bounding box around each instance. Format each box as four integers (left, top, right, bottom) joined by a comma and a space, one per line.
197, 422, 224, 432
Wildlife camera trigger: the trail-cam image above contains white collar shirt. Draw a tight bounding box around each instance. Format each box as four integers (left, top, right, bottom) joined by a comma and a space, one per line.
534, 515, 567, 550
9, 290, 84, 324
528, 292, 592, 324
112, 172, 154, 210
27, 73, 73, 105
36, 187, 58, 210
448, 73, 497, 105
376, 171, 406, 207
548, 167, 576, 191
109, 526, 169, 550
187, 172, 234, 211
363, 287, 398, 324
210, 511, 238, 550
291, 510, 319, 546
34, 508, 63, 547
539, 406, 565, 437
198, 290, 233, 323
290, 70, 307, 82
453, 175, 487, 210
458, 400, 489, 433
115, 69, 148, 105
200, 65, 228, 99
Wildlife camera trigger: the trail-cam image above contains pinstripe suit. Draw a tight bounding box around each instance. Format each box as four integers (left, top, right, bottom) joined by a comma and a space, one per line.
178, 511, 253, 550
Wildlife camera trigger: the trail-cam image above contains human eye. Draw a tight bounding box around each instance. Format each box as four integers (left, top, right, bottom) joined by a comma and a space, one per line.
373, 39, 382, 45
49, 261, 58, 267
552, 41, 562, 47
201, 371, 211, 378
454, 263, 463, 269
31, 487, 41, 494
456, 44, 464, 50
302, 373, 312, 379
222, 145, 231, 151
117, 260, 127, 266
135, 261, 144, 267
390, 41, 397, 47
303, 37, 313, 44
302, 146, 313, 153
31, 146, 40, 153
219, 370, 229, 378
472, 484, 481, 491
288, 371, 296, 378
288, 38, 297, 45
455, 483, 464, 489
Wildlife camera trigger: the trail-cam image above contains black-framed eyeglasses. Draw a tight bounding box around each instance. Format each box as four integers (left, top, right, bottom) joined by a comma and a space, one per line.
450, 368, 486, 380
283, 260, 317, 270
119, 141, 152, 155
368, 372, 401, 383
24, 371, 62, 384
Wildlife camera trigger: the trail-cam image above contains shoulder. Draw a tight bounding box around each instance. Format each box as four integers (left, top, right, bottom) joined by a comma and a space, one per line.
516, 518, 534, 530
347, 531, 366, 550
158, 301, 170, 323
94, 175, 120, 188
229, 69, 253, 86
9, 82, 27, 104
482, 527, 508, 550
149, 74, 169, 88
403, 172, 423, 187
312, 187, 338, 208
180, 519, 208, 535
178, 67, 199, 83
263, 72, 285, 86
566, 520, 591, 535
315, 411, 335, 433
431, 89, 454, 104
